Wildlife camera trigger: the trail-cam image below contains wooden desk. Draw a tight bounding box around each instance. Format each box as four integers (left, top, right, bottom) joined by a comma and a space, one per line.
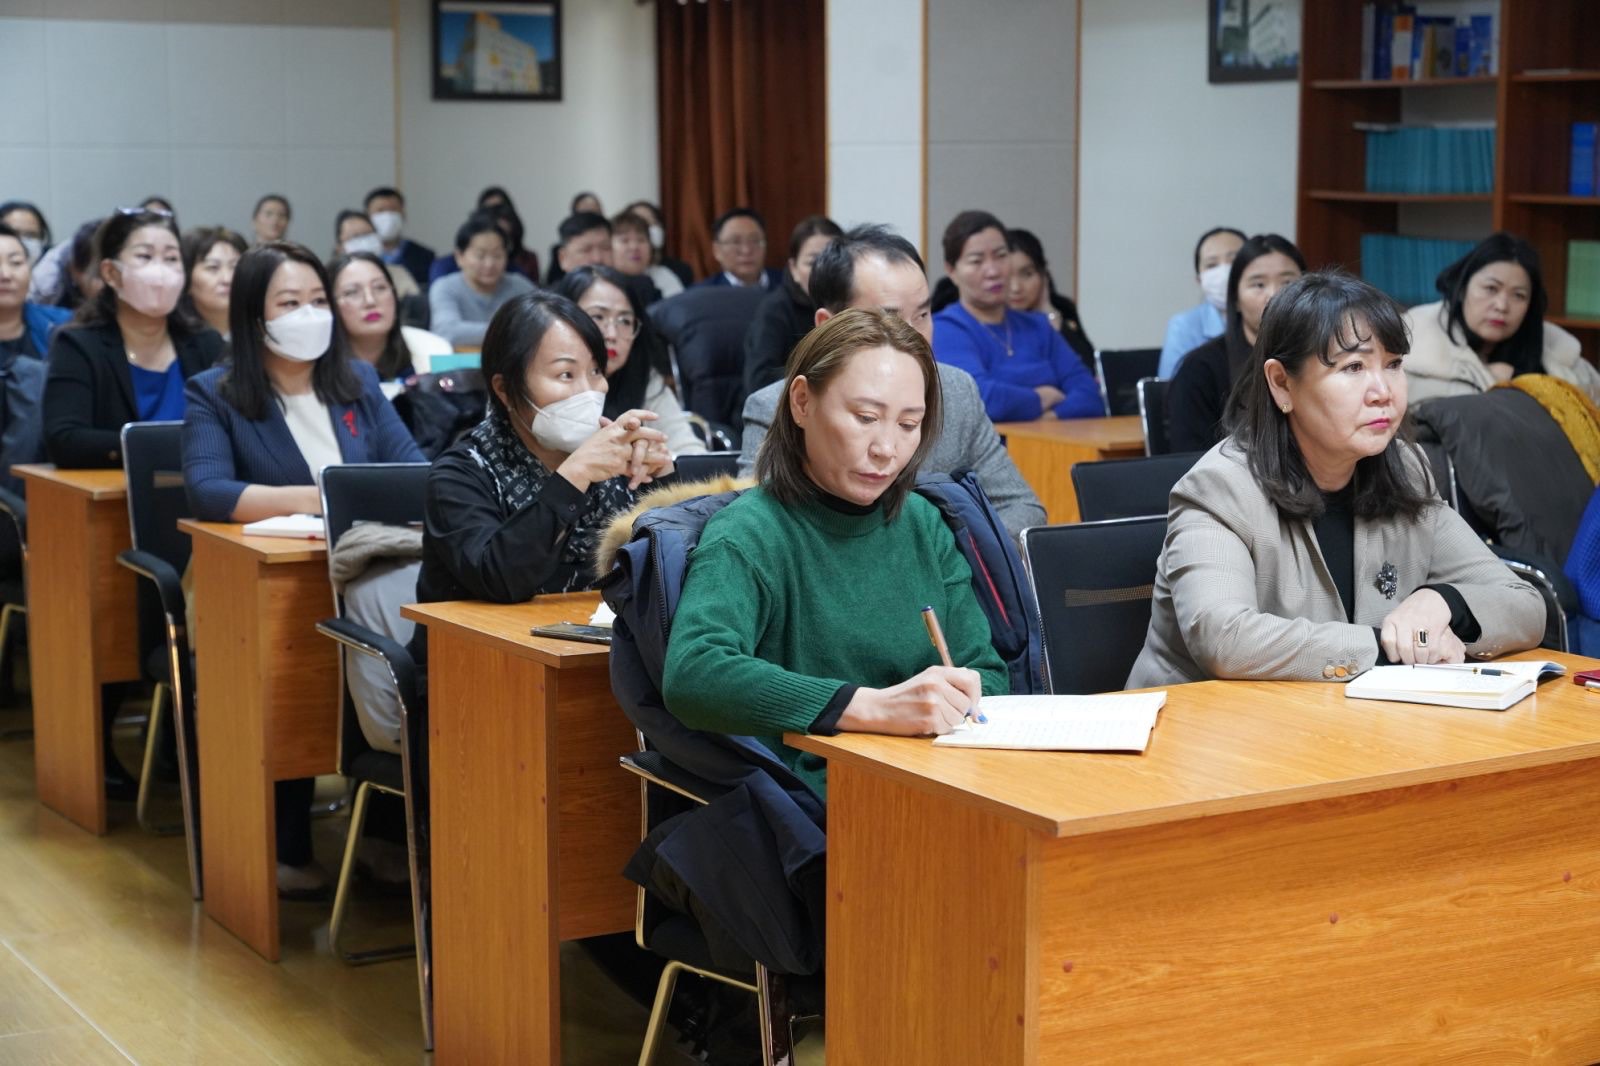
995, 416, 1145, 523
16, 465, 141, 835
179, 520, 336, 962
402, 593, 638, 1065
791, 651, 1600, 1064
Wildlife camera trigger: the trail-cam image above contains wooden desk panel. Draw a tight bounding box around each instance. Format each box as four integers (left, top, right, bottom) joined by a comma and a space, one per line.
996, 416, 1144, 524
796, 652, 1600, 1064
405, 594, 636, 1065
18, 466, 141, 835
182, 521, 336, 962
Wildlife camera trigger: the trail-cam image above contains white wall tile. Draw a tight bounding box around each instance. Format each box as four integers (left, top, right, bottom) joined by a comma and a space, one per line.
927, 140, 1076, 291
167, 147, 287, 235
827, 143, 922, 249
49, 147, 173, 229
165, 24, 286, 147
283, 146, 396, 252
284, 27, 394, 149
0, 21, 51, 146
0, 148, 53, 212
45, 21, 169, 147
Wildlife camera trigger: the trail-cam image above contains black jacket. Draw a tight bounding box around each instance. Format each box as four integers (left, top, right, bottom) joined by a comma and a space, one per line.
1166, 335, 1232, 454
742, 274, 815, 395
43, 321, 223, 468
394, 239, 436, 291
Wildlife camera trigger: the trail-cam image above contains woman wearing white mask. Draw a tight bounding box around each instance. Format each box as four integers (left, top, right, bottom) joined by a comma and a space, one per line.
0, 201, 50, 266
409, 290, 672, 666
1158, 226, 1246, 379
43, 209, 224, 468
332, 210, 421, 301
182, 241, 423, 525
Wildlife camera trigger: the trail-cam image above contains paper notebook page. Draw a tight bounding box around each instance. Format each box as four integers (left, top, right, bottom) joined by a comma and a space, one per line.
1349, 667, 1521, 695
932, 692, 1166, 752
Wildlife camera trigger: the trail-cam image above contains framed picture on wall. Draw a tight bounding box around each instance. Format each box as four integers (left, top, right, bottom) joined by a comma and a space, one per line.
432, 0, 562, 101
1208, 0, 1300, 83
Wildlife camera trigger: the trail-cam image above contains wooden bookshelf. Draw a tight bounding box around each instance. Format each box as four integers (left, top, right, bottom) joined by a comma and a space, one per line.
1297, 0, 1600, 360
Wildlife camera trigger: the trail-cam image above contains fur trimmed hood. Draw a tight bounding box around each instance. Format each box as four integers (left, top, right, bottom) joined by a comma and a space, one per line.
592, 474, 755, 579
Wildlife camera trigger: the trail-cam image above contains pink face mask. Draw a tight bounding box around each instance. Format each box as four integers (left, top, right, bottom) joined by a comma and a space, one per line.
114, 260, 185, 319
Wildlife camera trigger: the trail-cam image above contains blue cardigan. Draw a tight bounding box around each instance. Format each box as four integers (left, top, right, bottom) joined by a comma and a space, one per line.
22, 302, 70, 357
182, 360, 423, 521
932, 302, 1103, 423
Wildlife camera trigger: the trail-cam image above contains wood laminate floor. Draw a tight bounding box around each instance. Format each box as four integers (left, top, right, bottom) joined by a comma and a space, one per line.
0, 683, 822, 1064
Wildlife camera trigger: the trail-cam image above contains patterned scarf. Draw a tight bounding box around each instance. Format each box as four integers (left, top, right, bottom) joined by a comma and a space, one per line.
463, 412, 637, 592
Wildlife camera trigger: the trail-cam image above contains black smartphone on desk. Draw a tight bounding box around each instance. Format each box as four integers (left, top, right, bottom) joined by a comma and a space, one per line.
530, 622, 613, 645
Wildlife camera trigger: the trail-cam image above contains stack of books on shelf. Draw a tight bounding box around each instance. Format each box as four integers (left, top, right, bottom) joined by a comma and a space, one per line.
1361, 234, 1477, 307
1361, 123, 1495, 194
1568, 241, 1600, 320
1360, 2, 1499, 81
1573, 123, 1599, 198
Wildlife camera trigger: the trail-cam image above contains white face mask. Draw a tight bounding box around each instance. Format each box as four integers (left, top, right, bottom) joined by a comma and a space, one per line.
20, 237, 43, 264
264, 305, 334, 362
342, 232, 383, 257
370, 211, 403, 243
1199, 262, 1231, 312
647, 224, 665, 249
527, 390, 604, 453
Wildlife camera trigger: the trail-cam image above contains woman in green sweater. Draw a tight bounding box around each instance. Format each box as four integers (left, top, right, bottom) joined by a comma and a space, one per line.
662, 309, 1010, 797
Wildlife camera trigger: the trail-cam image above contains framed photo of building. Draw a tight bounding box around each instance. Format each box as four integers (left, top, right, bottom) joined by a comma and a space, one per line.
1208, 0, 1300, 83
432, 1, 562, 101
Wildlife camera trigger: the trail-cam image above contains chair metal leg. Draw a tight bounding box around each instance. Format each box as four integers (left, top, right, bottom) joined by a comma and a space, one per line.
135, 683, 182, 835
328, 781, 414, 965
638, 960, 686, 1066
403, 783, 433, 1050
755, 964, 797, 1066
0, 604, 31, 740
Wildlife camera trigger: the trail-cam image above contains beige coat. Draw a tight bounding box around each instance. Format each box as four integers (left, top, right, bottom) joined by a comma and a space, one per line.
1403, 300, 1600, 405
1126, 438, 1546, 687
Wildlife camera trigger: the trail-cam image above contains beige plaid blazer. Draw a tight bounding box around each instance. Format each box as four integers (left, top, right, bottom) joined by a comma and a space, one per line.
1126, 439, 1546, 687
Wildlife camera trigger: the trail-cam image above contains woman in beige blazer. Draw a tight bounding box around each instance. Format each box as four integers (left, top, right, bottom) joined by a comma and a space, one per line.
1128, 271, 1545, 688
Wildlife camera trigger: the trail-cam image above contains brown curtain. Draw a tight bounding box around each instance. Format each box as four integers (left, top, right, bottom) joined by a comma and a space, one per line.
656, 0, 826, 281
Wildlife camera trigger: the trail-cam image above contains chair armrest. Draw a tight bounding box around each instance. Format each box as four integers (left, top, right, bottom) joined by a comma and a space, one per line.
0, 487, 26, 542
619, 750, 730, 807
315, 616, 421, 717
117, 549, 186, 617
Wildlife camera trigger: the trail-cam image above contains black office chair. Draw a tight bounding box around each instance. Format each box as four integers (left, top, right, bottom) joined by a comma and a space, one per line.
0, 488, 29, 734
1415, 441, 1459, 511
1489, 546, 1572, 653
115, 422, 203, 895
1136, 377, 1172, 456
668, 451, 742, 485
1094, 348, 1161, 416
1070, 453, 1203, 523
1021, 516, 1168, 694
315, 462, 433, 1051
649, 286, 768, 444
619, 748, 820, 1066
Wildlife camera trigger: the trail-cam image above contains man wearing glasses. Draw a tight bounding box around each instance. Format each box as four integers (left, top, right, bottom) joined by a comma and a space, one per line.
696, 207, 783, 289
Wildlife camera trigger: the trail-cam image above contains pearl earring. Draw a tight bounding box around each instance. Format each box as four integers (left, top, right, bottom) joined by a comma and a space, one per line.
1280, 404, 1291, 413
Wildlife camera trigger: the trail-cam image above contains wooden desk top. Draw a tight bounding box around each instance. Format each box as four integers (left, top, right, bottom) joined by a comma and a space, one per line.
993, 414, 1143, 448
15, 464, 127, 501
789, 650, 1600, 839
402, 592, 610, 669
177, 519, 327, 564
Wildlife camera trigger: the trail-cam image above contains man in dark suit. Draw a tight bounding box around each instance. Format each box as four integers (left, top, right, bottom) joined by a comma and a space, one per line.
364, 186, 435, 290
694, 207, 784, 290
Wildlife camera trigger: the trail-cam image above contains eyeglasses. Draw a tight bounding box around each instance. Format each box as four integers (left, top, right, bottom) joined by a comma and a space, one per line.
337, 281, 394, 304
587, 310, 640, 338
716, 237, 766, 251
116, 205, 174, 219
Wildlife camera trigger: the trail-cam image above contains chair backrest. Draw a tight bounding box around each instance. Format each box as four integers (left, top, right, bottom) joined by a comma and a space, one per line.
1136, 376, 1171, 456
671, 451, 742, 484
1070, 452, 1202, 523
1500, 556, 1570, 653
1094, 348, 1161, 417
122, 421, 192, 670
318, 463, 431, 774
1021, 516, 1167, 694
1415, 440, 1459, 511
649, 286, 768, 436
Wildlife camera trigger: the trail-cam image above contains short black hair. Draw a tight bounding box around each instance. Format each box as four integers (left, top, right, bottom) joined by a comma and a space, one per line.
1193, 226, 1247, 274
941, 210, 1006, 267
253, 193, 291, 220
455, 210, 510, 254
711, 207, 765, 241
364, 186, 404, 210
786, 214, 842, 262
334, 208, 373, 241
1435, 231, 1548, 377
1219, 233, 1308, 376
808, 224, 925, 313
558, 211, 611, 246
571, 191, 601, 213
0, 201, 50, 247
480, 290, 608, 422
0, 222, 20, 249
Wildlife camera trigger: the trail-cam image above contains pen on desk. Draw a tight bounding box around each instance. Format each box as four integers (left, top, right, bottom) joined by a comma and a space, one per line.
921, 604, 985, 724
1584, 681, 1600, 693
1410, 664, 1504, 676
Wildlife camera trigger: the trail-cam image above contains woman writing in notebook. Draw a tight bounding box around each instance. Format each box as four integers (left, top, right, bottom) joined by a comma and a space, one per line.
660, 309, 1010, 798
1128, 272, 1544, 688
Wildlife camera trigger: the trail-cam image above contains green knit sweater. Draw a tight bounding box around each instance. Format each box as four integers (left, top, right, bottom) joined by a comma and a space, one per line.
661, 485, 1010, 797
